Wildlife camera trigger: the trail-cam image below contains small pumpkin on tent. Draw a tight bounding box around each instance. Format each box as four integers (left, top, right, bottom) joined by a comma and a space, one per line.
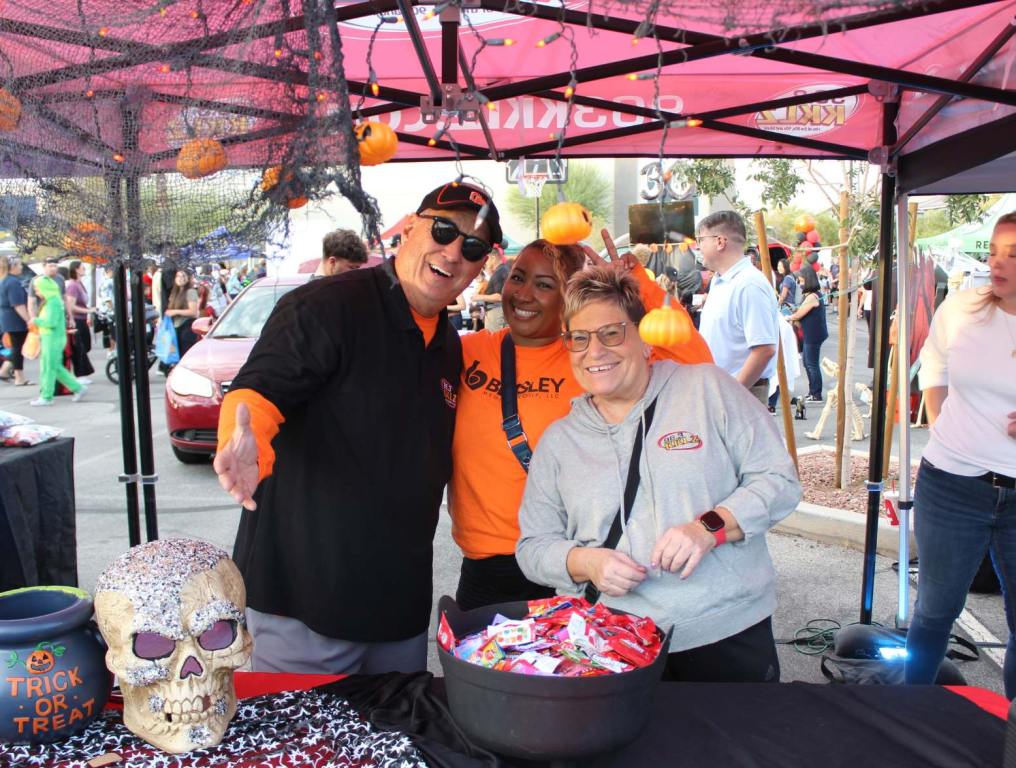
260, 164, 284, 192
64, 221, 113, 263
540, 201, 592, 245
0, 88, 21, 132
260, 165, 308, 209
355, 121, 398, 166
176, 138, 227, 179
639, 295, 693, 347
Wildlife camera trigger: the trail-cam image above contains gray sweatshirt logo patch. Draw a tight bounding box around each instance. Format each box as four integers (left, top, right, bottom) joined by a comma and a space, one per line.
657, 431, 703, 451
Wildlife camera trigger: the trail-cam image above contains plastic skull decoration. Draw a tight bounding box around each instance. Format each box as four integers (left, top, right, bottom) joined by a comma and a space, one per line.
94, 538, 252, 753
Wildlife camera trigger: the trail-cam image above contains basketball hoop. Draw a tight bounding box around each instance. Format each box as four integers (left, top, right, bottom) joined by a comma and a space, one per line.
519, 173, 548, 199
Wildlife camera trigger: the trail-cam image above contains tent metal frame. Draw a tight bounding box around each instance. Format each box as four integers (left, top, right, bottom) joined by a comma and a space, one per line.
3, 0, 1014, 171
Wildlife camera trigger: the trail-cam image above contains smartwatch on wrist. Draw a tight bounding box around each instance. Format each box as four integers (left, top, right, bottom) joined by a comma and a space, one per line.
698, 510, 727, 546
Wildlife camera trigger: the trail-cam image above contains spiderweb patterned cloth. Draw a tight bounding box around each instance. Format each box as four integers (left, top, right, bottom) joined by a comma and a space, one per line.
0, 689, 426, 768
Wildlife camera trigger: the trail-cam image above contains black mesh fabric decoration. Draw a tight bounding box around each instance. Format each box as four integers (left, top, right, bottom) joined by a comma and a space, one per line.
0, 0, 383, 270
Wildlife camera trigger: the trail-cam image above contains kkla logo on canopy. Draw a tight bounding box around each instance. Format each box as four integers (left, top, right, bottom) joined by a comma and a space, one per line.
753, 84, 862, 137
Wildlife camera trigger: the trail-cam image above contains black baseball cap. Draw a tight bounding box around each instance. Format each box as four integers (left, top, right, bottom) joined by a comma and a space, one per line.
416, 182, 502, 246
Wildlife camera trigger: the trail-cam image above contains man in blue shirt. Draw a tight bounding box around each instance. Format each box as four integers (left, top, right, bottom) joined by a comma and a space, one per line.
698, 211, 779, 405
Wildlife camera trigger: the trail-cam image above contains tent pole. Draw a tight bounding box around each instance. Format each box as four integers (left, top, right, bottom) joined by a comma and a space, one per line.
860, 96, 899, 624
894, 195, 914, 627
122, 99, 159, 542
106, 175, 141, 547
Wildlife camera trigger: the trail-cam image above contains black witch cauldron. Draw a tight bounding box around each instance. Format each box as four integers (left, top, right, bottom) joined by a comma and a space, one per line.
0, 587, 111, 744
437, 595, 670, 760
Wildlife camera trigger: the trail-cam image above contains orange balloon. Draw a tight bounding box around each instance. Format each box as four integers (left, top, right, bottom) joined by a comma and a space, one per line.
793, 213, 817, 234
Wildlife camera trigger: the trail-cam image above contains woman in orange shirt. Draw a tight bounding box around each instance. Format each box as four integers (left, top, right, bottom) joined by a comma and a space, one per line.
450, 234, 713, 609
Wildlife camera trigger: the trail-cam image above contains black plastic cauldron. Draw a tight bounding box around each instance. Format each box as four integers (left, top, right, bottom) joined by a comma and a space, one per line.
437, 595, 670, 760
0, 586, 111, 744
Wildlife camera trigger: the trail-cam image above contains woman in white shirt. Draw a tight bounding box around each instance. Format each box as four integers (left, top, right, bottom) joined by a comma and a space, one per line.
905, 212, 1016, 695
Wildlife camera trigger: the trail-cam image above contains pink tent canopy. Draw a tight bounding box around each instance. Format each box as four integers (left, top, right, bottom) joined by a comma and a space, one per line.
1, 0, 1014, 193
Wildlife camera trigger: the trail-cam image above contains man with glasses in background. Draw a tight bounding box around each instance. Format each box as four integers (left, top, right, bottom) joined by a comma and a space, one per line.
696, 211, 779, 406
214, 182, 500, 674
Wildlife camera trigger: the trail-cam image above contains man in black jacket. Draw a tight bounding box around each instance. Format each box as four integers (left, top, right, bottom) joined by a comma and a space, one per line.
214, 182, 501, 674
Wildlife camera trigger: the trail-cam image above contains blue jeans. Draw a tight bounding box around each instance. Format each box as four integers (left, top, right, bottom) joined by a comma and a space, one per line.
905, 459, 1016, 696
802, 342, 823, 398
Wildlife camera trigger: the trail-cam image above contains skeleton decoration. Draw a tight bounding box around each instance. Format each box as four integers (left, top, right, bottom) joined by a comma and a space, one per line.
94, 538, 252, 754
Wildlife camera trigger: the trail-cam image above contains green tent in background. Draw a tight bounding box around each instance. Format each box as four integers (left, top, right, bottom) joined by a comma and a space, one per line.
502, 233, 526, 255
916, 194, 1016, 254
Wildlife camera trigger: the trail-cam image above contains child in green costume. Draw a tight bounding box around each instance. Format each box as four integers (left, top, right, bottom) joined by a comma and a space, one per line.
29, 275, 86, 407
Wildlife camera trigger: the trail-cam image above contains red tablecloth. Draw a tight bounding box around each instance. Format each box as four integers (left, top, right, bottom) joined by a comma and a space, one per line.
234, 671, 344, 699
230, 672, 1009, 721
946, 684, 1009, 719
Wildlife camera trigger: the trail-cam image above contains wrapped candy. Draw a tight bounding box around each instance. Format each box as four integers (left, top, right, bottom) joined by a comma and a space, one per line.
1, 424, 62, 446
445, 597, 663, 677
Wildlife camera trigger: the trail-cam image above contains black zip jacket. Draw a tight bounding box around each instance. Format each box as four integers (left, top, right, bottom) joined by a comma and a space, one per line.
230, 259, 462, 641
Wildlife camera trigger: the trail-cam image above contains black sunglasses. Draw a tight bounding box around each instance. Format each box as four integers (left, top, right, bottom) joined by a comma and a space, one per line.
417, 214, 492, 263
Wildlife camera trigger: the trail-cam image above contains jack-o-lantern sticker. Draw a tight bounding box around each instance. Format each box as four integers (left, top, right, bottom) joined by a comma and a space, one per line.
25, 642, 65, 675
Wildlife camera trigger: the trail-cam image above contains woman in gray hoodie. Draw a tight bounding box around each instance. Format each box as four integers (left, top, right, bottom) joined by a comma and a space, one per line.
517, 267, 801, 682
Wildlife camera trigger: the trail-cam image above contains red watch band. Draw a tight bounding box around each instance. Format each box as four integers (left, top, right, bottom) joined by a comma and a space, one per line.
698, 512, 727, 546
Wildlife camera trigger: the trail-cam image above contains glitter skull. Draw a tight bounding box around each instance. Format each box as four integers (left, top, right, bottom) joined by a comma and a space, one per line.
94, 539, 252, 753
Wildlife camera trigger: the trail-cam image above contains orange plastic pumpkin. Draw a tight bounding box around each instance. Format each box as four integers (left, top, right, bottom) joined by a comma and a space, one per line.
260, 164, 284, 192
64, 221, 113, 263
793, 213, 817, 234
355, 121, 398, 166
176, 138, 227, 179
261, 165, 307, 208
540, 201, 592, 245
0, 88, 21, 132
638, 295, 693, 347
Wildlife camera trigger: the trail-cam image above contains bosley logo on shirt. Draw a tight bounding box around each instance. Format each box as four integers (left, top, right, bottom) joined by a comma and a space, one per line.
464, 360, 564, 396
658, 430, 703, 451
441, 378, 457, 409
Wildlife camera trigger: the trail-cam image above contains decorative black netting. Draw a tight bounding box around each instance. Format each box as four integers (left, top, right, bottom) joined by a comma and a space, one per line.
0, 0, 382, 271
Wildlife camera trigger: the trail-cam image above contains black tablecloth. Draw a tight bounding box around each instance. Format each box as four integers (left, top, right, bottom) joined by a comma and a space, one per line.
0, 437, 76, 591
585, 682, 1007, 767
327, 675, 1008, 768
0, 673, 1006, 767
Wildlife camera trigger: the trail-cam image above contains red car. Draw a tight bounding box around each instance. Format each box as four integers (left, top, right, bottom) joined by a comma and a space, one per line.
165, 274, 311, 463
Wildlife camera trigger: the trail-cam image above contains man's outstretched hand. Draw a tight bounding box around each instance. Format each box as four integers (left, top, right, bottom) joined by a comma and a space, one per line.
213, 402, 259, 511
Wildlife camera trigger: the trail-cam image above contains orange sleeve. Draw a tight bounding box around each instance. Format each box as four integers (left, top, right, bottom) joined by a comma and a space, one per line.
630, 262, 714, 366
631, 261, 666, 310
217, 388, 285, 483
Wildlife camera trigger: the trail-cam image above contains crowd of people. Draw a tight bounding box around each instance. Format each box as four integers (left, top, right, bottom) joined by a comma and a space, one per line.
6, 176, 1008, 694
212, 184, 1014, 693
0, 252, 272, 401
0, 257, 91, 406
213, 182, 806, 682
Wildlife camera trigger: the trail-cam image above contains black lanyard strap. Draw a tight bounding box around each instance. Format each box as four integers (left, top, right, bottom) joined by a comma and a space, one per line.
500, 333, 533, 472
585, 396, 658, 604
